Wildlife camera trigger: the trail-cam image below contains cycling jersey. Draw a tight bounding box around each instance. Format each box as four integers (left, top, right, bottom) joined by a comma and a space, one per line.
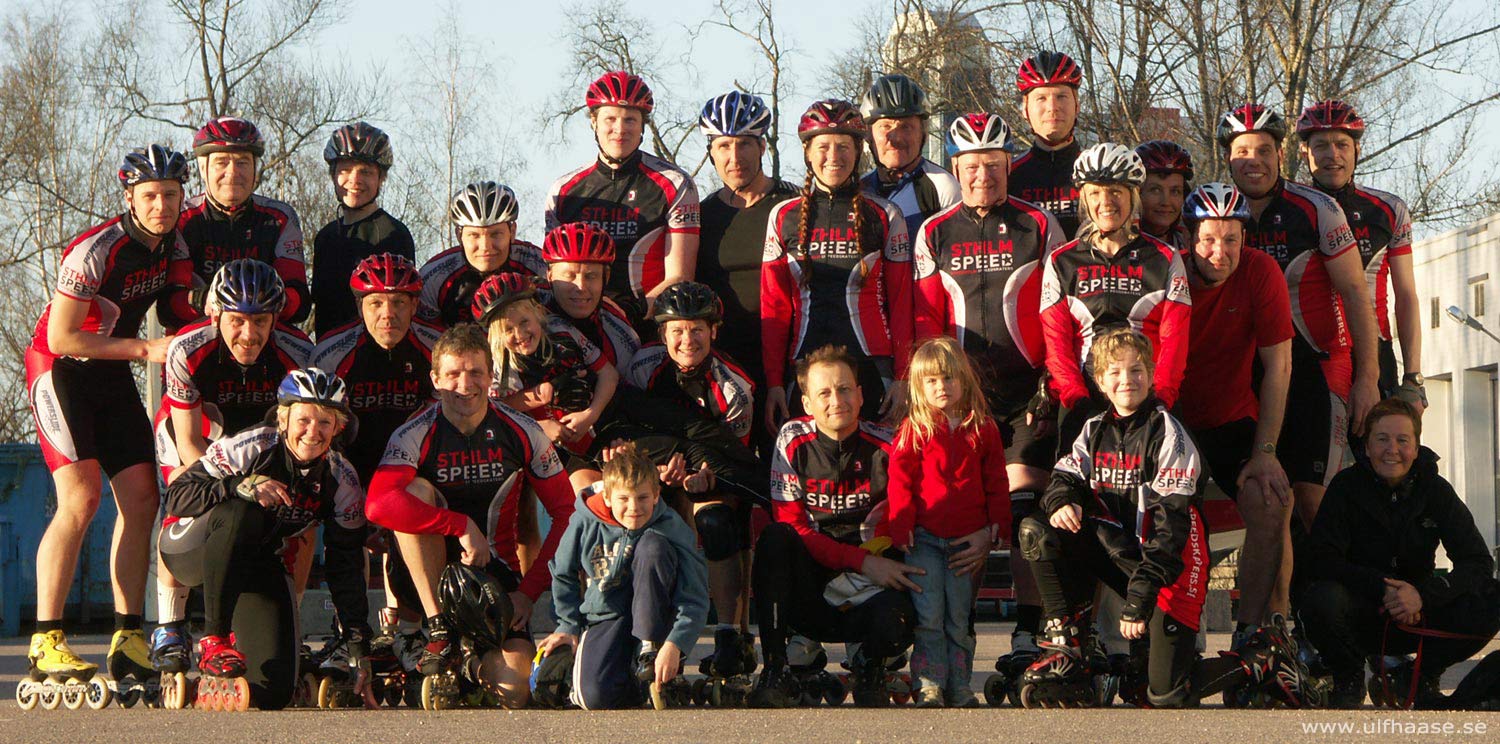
366, 400, 575, 600
1177, 249, 1293, 431
310, 319, 442, 479
544, 294, 640, 374
625, 345, 755, 444
1143, 222, 1191, 254
416, 241, 545, 328
861, 158, 963, 241
1314, 181, 1413, 342
1041, 401, 1206, 625
30, 213, 187, 359
1010, 141, 1081, 239
1040, 234, 1192, 408
696, 181, 800, 384
545, 151, 700, 300
1244, 178, 1357, 389
162, 317, 313, 436
760, 181, 913, 388
310, 209, 416, 339
913, 197, 1063, 410
491, 314, 608, 455
165, 424, 367, 624
769, 416, 894, 573
164, 193, 309, 330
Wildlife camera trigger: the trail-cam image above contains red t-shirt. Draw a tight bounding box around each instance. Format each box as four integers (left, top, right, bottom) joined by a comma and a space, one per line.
1177, 249, 1294, 430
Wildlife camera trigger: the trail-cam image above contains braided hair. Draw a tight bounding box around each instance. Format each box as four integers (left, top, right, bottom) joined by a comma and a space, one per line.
795, 135, 871, 287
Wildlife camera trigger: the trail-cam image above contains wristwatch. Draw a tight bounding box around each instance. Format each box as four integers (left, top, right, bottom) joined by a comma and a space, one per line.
1257, 441, 1277, 455
1403, 372, 1425, 387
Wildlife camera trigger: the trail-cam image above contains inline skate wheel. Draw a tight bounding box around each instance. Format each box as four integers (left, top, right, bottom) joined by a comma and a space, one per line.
983, 674, 1007, 707
690, 677, 708, 706
227, 678, 250, 712
823, 674, 848, 707
16, 680, 39, 711
1020, 683, 1039, 709
650, 681, 667, 710
117, 685, 142, 708
62, 680, 87, 710
86, 677, 112, 710
420, 674, 446, 710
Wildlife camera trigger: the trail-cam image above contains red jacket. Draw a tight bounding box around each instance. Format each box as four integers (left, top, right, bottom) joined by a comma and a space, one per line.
887, 417, 1010, 547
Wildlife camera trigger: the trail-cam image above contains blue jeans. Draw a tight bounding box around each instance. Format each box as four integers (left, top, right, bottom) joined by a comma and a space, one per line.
907, 527, 977, 694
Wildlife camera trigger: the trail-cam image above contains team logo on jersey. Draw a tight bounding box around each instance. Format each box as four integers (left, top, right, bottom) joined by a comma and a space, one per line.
1351, 211, 1361, 221
1272, 215, 1282, 225
626, 189, 637, 202
404, 362, 413, 373
484, 427, 495, 441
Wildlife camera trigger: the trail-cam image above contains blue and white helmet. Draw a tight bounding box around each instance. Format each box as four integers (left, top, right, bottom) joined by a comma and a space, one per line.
699, 91, 772, 142
118, 145, 190, 190
208, 259, 286, 316
277, 367, 349, 413
1183, 182, 1251, 223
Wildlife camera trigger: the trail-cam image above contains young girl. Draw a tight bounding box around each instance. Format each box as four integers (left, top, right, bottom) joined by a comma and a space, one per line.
887, 337, 1009, 707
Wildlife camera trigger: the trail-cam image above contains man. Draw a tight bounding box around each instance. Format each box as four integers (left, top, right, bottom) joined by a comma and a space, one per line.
162, 116, 309, 331
1296, 100, 1424, 409
858, 73, 962, 241
912, 112, 1063, 668
311, 122, 416, 340
25, 145, 189, 688
418, 181, 545, 329
366, 324, 577, 708
1175, 183, 1295, 647
1010, 51, 1083, 238
1219, 102, 1383, 623
546, 71, 700, 317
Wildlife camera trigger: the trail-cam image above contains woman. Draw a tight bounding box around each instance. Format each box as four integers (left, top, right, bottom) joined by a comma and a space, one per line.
1039, 143, 1192, 449
762, 99, 913, 429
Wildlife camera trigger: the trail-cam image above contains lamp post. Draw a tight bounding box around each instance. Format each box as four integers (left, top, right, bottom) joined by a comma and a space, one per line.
1446, 305, 1500, 343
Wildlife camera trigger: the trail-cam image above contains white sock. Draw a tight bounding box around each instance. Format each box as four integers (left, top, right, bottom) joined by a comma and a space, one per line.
157, 584, 189, 624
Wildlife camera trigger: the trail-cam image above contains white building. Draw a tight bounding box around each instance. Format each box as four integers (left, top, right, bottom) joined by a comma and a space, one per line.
1410, 211, 1500, 555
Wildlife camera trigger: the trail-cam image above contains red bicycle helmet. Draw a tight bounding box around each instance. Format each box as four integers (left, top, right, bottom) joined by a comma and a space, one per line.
585, 71, 654, 113
193, 116, 265, 157
1135, 140, 1195, 181
350, 253, 422, 297
471, 272, 542, 324
797, 99, 866, 142
541, 223, 616, 265
1297, 100, 1366, 141
1017, 51, 1082, 93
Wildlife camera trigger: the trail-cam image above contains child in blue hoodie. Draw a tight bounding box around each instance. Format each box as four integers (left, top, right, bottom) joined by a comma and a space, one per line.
538, 442, 710, 709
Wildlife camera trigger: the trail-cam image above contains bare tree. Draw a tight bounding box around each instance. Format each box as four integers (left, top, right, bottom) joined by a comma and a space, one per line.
702, 0, 794, 180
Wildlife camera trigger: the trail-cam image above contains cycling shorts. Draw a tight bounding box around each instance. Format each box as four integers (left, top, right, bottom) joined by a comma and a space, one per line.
1278, 368, 1348, 488
153, 402, 227, 482
26, 349, 153, 476
1190, 417, 1256, 499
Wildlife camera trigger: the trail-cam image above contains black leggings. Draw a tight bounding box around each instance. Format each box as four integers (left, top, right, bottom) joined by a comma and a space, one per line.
159, 499, 299, 710
1300, 579, 1500, 678
751, 523, 915, 664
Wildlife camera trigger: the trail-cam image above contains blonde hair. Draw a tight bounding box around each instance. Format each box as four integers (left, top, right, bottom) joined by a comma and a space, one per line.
275, 402, 350, 435
602, 441, 658, 495
1077, 182, 1142, 245
485, 298, 550, 375
898, 337, 991, 448
1090, 328, 1155, 383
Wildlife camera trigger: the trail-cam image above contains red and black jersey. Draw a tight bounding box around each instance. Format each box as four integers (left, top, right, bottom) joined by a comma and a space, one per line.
310, 209, 416, 340
164, 193, 308, 330
545, 151, 700, 300
760, 182, 913, 388
1042, 401, 1206, 624
30, 214, 188, 361
625, 345, 755, 444
913, 198, 1063, 409
545, 294, 640, 373
491, 315, 608, 454
366, 401, 576, 600
1245, 179, 1357, 391
1010, 141, 1081, 239
1040, 234, 1192, 408
769, 416, 894, 572
416, 241, 545, 328
310, 319, 442, 480
162, 317, 312, 436
1315, 181, 1413, 342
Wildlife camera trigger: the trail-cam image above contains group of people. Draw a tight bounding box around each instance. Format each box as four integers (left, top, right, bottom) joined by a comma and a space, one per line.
21, 47, 1500, 713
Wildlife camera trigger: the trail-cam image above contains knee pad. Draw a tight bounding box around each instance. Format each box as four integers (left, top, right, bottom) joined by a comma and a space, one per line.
1008, 490, 1041, 543
694, 503, 745, 561
529, 645, 575, 709
1018, 516, 1061, 562
438, 563, 513, 649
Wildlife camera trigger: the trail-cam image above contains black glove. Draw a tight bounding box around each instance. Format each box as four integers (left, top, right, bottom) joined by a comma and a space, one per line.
1027, 371, 1056, 423
551, 369, 595, 412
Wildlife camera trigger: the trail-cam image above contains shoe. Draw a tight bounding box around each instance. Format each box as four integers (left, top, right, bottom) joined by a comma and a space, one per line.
947, 687, 981, 708
28, 630, 98, 680
1328, 671, 1367, 709
197, 634, 247, 678
849, 648, 890, 708
149, 625, 193, 674
915, 685, 944, 707
748, 660, 799, 708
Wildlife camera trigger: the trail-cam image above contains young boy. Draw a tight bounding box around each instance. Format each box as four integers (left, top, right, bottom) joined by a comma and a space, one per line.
536, 443, 709, 710
1018, 328, 1317, 708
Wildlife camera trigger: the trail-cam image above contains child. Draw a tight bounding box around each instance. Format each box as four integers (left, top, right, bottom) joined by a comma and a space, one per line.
537, 442, 710, 710
1018, 328, 1314, 708
887, 337, 1009, 707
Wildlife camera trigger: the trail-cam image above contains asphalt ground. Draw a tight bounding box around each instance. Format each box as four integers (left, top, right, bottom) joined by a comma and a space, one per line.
2, 624, 1496, 743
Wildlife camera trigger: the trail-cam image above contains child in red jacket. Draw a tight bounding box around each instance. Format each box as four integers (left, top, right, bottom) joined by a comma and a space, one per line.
888, 336, 1009, 707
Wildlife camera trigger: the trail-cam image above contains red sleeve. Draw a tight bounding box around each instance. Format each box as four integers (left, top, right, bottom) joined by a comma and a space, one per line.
1251, 253, 1295, 347
771, 500, 869, 573
517, 465, 578, 600
761, 229, 795, 389
981, 422, 1012, 538
365, 464, 469, 537
885, 431, 921, 548
1151, 253, 1192, 409
1039, 253, 1089, 407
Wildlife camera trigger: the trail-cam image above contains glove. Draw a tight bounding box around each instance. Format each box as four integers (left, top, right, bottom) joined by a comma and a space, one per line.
1026, 371, 1056, 423
1395, 380, 1427, 408
551, 370, 595, 412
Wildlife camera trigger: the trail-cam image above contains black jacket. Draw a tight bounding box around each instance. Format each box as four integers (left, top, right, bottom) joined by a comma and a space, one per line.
1309, 447, 1496, 609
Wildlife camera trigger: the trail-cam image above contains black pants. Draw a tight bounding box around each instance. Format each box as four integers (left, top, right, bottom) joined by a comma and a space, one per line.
1300, 579, 1500, 678
574, 531, 680, 710
751, 523, 915, 664
598, 390, 768, 506
159, 499, 298, 710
